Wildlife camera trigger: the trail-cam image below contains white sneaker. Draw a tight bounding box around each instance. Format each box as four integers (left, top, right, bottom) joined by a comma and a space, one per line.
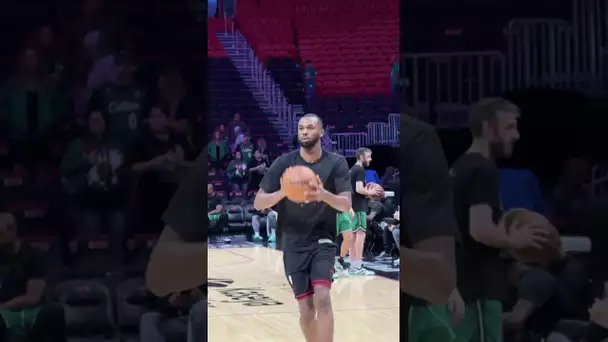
350, 267, 375, 276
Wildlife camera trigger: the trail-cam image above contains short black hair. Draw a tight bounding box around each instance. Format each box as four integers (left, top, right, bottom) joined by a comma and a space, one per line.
356, 147, 371, 159
300, 113, 323, 128
469, 97, 520, 137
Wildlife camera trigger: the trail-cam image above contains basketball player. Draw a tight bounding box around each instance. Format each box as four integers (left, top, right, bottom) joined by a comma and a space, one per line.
450, 98, 548, 341
336, 147, 379, 276
146, 151, 208, 341
254, 113, 352, 342
401, 115, 463, 342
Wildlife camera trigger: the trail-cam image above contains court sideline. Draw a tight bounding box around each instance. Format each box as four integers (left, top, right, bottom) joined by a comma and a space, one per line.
208, 245, 400, 341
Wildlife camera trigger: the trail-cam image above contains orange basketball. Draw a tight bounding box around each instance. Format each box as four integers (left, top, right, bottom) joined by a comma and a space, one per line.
501, 209, 562, 264
280, 166, 317, 203
366, 182, 385, 200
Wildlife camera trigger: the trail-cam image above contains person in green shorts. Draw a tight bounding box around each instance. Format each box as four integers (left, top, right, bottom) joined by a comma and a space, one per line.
401, 117, 462, 342
0, 213, 66, 341
334, 209, 355, 277
346, 148, 380, 276
450, 99, 547, 342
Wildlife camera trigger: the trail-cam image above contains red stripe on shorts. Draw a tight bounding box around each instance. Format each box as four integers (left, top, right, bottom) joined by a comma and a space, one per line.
311, 279, 332, 288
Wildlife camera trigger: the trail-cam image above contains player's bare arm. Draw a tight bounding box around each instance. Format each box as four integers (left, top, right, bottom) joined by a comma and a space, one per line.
254, 189, 286, 210
470, 204, 512, 248
401, 119, 459, 304
321, 190, 351, 213
354, 181, 374, 197
401, 237, 457, 304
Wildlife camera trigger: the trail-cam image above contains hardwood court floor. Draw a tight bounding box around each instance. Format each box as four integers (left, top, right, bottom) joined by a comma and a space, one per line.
208, 246, 399, 342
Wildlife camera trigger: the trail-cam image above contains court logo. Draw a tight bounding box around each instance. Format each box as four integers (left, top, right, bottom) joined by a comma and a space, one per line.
218, 287, 283, 307
209, 278, 235, 288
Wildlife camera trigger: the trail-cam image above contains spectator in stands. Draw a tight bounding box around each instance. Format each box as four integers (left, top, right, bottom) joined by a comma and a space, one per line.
139, 287, 206, 342
237, 133, 254, 164
156, 67, 196, 139
390, 54, 399, 92
504, 260, 589, 341
231, 126, 246, 152
248, 149, 269, 190
216, 124, 229, 141
89, 51, 143, 151
380, 166, 396, 187
227, 112, 248, 142
0, 213, 67, 341
83, 30, 116, 92
255, 137, 270, 161
252, 208, 277, 242
501, 167, 548, 214
208, 131, 229, 169
549, 158, 591, 234
59, 109, 128, 263
131, 106, 185, 232
208, 183, 225, 224
37, 25, 64, 86
372, 199, 397, 258
1, 47, 67, 166
226, 151, 248, 192
365, 168, 382, 185
68, 55, 92, 124
303, 60, 316, 109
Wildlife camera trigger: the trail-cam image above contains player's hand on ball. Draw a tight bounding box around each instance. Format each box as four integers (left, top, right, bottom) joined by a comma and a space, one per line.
304, 175, 325, 203
508, 222, 549, 249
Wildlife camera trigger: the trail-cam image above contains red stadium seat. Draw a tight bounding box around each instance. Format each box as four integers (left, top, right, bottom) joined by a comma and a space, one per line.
235, 0, 398, 96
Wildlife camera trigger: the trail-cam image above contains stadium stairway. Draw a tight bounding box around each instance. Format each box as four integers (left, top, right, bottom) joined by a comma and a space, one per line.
216, 31, 295, 145
207, 58, 282, 147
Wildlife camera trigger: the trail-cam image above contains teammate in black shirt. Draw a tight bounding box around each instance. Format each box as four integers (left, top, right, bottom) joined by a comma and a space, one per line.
450, 98, 547, 341
336, 147, 379, 276
401, 116, 463, 342
254, 114, 351, 342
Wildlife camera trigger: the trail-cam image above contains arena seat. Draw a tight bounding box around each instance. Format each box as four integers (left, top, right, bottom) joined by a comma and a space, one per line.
236, 17, 297, 62
243, 204, 256, 227
115, 278, 152, 336
295, 13, 397, 96
224, 204, 247, 232
55, 279, 117, 339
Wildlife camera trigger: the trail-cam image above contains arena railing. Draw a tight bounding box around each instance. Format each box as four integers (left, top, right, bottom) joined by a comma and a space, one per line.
332, 113, 399, 154
402, 51, 506, 127
506, 16, 603, 92
226, 20, 297, 138
505, 19, 577, 90
331, 132, 368, 157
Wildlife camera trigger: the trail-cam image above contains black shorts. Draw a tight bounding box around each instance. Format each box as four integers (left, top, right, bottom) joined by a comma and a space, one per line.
283, 242, 337, 300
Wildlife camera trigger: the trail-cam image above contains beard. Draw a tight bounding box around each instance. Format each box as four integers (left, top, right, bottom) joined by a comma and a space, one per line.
298, 135, 320, 149
490, 141, 511, 159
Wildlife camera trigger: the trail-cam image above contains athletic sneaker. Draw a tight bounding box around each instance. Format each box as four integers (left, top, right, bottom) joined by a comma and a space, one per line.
338, 256, 350, 270
333, 261, 345, 279
253, 233, 263, 241
222, 236, 231, 243
375, 251, 392, 260
393, 258, 400, 267
268, 234, 276, 242
349, 267, 375, 276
